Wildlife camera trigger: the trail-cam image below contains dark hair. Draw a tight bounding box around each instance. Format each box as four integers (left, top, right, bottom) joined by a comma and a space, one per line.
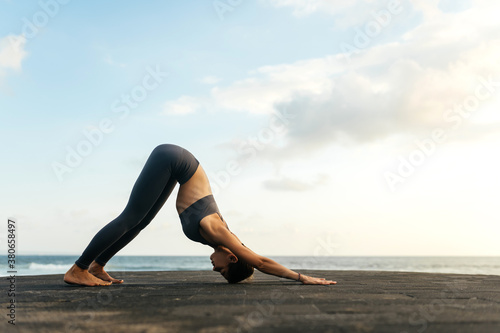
226, 260, 254, 284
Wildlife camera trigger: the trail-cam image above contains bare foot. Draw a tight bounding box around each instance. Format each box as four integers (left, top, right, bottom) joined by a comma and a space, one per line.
64, 264, 112, 286
89, 261, 124, 284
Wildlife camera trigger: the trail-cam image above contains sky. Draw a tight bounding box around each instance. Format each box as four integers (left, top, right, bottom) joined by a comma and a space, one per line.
1, 0, 499, 258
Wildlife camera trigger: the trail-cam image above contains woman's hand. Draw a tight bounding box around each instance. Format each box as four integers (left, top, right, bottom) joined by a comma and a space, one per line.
300, 275, 337, 285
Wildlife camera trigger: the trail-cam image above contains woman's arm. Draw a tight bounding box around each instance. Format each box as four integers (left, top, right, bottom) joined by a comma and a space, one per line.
252, 255, 336, 285
208, 224, 336, 285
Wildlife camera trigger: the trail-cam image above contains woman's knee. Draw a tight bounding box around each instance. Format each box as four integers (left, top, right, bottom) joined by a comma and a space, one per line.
114, 209, 146, 230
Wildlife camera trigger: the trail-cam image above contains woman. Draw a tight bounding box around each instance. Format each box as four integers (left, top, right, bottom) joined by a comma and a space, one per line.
64, 144, 336, 286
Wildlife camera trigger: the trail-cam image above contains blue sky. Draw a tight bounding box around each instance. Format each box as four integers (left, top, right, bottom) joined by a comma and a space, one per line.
1, 0, 499, 258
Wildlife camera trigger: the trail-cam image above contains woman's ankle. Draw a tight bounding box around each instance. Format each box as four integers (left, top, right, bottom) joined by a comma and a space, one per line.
90, 261, 105, 269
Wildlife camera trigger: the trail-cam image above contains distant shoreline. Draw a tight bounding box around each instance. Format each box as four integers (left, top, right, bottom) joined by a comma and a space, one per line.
4, 255, 500, 277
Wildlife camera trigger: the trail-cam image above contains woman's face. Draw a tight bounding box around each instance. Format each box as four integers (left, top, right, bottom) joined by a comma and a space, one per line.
210, 246, 237, 279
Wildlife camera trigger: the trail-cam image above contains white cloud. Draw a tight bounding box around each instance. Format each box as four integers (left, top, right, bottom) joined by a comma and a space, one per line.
210, 57, 338, 114
162, 1, 500, 163
218, 5, 500, 144
275, 41, 500, 156
0, 34, 27, 84
162, 95, 201, 115
162, 56, 340, 115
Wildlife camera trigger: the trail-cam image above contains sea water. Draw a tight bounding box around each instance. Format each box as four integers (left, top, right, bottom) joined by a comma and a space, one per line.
1, 255, 499, 276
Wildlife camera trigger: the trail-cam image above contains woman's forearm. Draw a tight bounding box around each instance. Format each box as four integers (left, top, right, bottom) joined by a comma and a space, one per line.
257, 257, 301, 281
256, 258, 337, 285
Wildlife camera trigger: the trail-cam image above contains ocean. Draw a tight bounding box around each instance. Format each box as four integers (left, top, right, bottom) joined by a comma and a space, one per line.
2, 255, 499, 277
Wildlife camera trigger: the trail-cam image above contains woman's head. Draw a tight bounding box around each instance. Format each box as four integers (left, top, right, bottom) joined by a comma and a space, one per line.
225, 259, 254, 284
210, 246, 254, 283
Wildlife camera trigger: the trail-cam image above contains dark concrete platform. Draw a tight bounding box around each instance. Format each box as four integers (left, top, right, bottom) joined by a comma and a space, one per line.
2, 270, 500, 332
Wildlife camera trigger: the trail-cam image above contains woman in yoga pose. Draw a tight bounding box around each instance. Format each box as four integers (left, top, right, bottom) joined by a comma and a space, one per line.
64, 144, 336, 286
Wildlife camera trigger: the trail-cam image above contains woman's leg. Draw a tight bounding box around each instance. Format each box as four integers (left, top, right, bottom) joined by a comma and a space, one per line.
87, 176, 177, 283
93, 177, 177, 266
74, 146, 178, 270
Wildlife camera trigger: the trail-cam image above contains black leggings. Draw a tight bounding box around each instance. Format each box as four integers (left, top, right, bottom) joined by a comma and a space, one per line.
75, 144, 199, 269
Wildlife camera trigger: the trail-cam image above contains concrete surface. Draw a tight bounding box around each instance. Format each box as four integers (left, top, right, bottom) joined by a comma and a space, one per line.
2, 270, 500, 332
